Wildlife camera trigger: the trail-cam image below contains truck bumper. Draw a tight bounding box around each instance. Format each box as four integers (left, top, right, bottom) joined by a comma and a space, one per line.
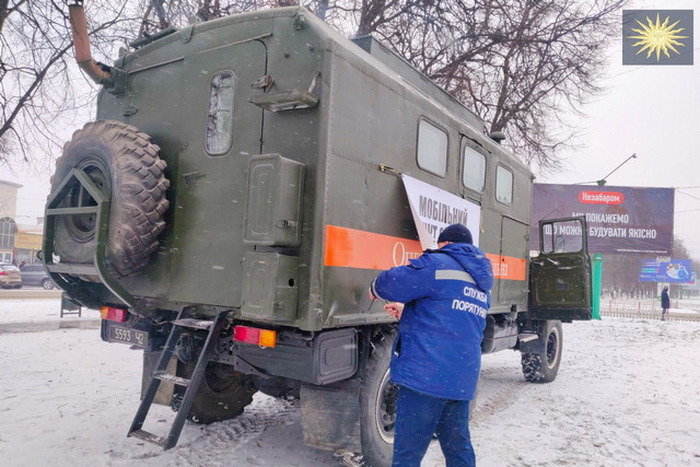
216, 327, 359, 386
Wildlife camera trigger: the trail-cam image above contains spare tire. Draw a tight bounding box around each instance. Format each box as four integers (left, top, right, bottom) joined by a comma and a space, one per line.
51, 120, 169, 278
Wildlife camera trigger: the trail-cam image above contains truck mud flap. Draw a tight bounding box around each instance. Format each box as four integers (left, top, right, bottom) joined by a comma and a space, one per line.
300, 379, 362, 452
231, 327, 358, 385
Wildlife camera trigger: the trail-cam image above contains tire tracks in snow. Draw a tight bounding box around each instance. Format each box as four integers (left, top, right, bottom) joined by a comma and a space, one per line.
107, 396, 301, 465
471, 360, 530, 426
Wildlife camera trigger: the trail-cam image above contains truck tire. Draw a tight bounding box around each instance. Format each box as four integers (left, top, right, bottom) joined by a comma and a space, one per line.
177, 361, 257, 424
360, 334, 396, 467
521, 320, 563, 383
51, 120, 169, 278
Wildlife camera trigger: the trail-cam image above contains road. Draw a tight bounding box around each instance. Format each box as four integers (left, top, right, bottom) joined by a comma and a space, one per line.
1, 299, 699, 466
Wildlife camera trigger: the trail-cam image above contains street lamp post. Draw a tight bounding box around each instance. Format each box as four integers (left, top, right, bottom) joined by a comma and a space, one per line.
596, 153, 638, 186
574, 153, 638, 186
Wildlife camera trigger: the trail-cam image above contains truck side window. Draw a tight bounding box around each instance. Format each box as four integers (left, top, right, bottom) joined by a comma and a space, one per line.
495, 165, 513, 204
462, 145, 486, 192
417, 119, 447, 177
205, 71, 235, 155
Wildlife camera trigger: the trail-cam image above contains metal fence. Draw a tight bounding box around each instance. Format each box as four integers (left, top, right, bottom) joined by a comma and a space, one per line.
600, 300, 700, 322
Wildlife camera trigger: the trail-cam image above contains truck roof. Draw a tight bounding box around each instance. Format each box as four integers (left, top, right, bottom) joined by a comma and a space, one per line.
350, 36, 487, 133
122, 7, 530, 174
126, 8, 484, 133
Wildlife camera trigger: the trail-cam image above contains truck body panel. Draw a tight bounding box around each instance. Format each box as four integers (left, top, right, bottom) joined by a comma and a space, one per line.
88, 8, 535, 330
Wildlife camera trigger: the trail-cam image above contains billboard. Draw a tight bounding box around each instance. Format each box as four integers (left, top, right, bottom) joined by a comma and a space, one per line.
532, 184, 674, 254
639, 259, 694, 283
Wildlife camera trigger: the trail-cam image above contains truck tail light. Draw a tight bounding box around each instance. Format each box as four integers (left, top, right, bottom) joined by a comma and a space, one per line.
100, 306, 129, 323
233, 326, 277, 348
0, 271, 6, 276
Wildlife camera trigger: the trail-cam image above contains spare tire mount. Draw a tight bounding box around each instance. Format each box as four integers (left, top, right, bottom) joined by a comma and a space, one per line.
44, 166, 136, 307
43, 120, 170, 309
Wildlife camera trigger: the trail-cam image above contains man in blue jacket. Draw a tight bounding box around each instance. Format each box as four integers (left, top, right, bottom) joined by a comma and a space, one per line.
369, 224, 493, 467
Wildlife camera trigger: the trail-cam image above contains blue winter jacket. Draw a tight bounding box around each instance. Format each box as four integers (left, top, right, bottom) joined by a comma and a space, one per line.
372, 243, 493, 400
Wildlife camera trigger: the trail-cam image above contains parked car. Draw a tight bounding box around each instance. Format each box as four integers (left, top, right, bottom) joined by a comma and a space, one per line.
0, 264, 22, 289
20, 264, 55, 289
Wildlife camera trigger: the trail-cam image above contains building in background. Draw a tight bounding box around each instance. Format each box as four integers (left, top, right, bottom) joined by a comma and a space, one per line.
0, 180, 22, 264
0, 179, 21, 218
13, 223, 43, 266
0, 180, 43, 265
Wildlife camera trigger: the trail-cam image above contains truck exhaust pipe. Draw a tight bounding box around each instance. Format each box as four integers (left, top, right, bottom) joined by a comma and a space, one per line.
68, 2, 112, 85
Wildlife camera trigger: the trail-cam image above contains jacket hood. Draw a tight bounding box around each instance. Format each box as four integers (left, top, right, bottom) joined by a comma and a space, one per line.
437, 243, 494, 292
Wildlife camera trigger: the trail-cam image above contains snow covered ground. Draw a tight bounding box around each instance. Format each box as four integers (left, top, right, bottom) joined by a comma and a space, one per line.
0, 298, 99, 334
1, 300, 699, 466
0, 297, 95, 324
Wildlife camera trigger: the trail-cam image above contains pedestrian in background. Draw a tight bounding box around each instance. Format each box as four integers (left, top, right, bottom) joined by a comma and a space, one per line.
660, 286, 670, 321
369, 224, 493, 467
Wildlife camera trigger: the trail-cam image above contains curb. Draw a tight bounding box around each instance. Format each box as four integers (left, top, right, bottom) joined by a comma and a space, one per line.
0, 289, 62, 300
0, 319, 101, 335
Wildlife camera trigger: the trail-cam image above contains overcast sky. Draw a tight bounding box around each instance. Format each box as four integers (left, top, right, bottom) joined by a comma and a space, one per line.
544, 0, 699, 260
1, 0, 698, 260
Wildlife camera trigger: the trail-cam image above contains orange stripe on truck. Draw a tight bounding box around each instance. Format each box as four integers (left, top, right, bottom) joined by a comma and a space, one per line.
324, 225, 526, 281
324, 225, 423, 270
484, 253, 527, 281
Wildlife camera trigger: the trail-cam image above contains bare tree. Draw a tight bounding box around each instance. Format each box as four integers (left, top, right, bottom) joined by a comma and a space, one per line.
100, 0, 631, 172
0, 1, 137, 166
1, 0, 626, 173
351, 0, 628, 172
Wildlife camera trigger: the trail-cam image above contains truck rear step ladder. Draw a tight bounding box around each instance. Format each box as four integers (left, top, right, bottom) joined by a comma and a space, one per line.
127, 309, 227, 450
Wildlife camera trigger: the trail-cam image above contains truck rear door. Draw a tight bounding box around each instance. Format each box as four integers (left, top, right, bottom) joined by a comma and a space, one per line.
169, 39, 267, 306
529, 217, 592, 320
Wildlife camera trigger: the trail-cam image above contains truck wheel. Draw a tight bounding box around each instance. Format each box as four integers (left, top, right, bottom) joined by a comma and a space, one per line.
360, 334, 396, 467
176, 361, 257, 424
50, 120, 169, 278
521, 320, 563, 383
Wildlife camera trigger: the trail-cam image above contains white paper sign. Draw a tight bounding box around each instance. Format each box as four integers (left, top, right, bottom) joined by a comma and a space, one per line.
401, 174, 481, 250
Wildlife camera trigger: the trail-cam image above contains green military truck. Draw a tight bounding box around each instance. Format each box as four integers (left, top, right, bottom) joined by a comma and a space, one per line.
45, 4, 592, 465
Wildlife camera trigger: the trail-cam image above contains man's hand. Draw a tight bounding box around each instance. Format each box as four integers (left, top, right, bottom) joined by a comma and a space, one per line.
384, 302, 404, 320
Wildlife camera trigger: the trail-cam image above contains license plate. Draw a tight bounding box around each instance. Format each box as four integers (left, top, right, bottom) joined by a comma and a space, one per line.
107, 323, 149, 348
